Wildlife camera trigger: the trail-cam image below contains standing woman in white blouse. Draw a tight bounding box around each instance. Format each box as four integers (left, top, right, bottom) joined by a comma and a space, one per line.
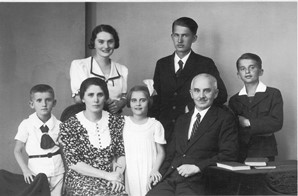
70, 24, 128, 114
60, 77, 126, 196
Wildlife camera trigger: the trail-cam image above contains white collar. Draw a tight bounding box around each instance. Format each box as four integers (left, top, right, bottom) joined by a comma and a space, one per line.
91, 57, 120, 81
29, 112, 56, 131
175, 50, 191, 66
192, 106, 210, 121
239, 81, 267, 95
76, 110, 109, 132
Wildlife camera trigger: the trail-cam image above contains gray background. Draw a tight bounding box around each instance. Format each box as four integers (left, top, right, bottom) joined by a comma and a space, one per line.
0, 2, 296, 173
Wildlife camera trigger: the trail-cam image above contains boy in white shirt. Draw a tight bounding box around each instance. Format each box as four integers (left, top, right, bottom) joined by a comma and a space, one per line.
14, 84, 64, 196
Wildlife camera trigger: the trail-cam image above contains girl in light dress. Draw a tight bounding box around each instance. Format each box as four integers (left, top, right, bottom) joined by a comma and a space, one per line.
123, 85, 166, 196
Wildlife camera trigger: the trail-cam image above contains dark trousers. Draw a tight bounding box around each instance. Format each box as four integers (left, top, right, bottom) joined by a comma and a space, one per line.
146, 171, 203, 196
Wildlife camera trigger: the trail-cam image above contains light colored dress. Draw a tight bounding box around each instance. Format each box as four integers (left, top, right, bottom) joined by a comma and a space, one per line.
123, 116, 166, 196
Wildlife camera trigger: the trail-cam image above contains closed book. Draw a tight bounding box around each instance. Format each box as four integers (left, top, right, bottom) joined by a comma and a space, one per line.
217, 162, 251, 171
244, 157, 269, 166
254, 166, 276, 169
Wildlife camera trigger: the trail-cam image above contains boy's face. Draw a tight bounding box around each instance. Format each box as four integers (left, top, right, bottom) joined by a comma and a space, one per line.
171, 25, 197, 57
237, 59, 263, 84
30, 92, 56, 118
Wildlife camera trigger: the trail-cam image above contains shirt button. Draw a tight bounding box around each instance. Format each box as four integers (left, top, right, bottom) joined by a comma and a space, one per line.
172, 119, 176, 123
183, 154, 186, 157
173, 106, 176, 110
174, 92, 178, 96
171, 166, 174, 169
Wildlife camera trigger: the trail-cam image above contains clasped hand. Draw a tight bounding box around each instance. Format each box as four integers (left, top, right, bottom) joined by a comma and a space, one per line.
177, 164, 200, 178
238, 115, 250, 128
106, 99, 122, 114
106, 171, 125, 193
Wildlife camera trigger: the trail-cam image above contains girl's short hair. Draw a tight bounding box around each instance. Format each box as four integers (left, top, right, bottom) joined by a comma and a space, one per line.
88, 24, 120, 49
236, 53, 262, 70
79, 77, 109, 101
126, 85, 153, 108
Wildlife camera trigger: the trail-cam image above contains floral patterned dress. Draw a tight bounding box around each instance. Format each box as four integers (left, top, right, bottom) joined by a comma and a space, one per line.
59, 111, 125, 196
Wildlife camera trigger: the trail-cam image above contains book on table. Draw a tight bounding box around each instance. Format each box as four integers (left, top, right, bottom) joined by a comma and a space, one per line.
244, 157, 269, 166
253, 166, 276, 169
217, 162, 251, 171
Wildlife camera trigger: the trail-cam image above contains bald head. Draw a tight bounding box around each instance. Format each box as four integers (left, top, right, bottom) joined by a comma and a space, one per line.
191, 73, 218, 89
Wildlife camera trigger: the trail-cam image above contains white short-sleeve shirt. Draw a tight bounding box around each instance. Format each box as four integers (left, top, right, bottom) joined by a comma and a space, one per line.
14, 113, 65, 177
70, 56, 128, 100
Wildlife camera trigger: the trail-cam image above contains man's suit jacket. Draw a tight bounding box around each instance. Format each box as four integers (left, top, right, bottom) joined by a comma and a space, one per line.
151, 51, 227, 142
229, 87, 283, 158
160, 105, 238, 194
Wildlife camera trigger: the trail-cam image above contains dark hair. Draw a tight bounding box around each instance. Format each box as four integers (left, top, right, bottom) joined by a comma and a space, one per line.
30, 84, 55, 100
126, 85, 153, 109
236, 53, 262, 70
88, 24, 120, 49
172, 17, 198, 35
79, 77, 109, 101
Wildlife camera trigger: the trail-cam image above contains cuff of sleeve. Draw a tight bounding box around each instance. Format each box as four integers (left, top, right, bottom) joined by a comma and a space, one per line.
72, 91, 79, 98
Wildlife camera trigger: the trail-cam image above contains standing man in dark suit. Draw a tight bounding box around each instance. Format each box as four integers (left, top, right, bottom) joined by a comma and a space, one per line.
150, 17, 227, 143
146, 73, 238, 196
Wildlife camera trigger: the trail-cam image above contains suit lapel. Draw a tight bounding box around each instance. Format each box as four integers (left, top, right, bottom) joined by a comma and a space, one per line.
250, 91, 269, 107
164, 53, 177, 90
186, 106, 218, 150
175, 111, 192, 151
236, 90, 269, 108
175, 51, 196, 90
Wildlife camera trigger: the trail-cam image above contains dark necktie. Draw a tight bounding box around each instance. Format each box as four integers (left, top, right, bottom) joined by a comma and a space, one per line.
40, 125, 55, 149
190, 113, 201, 139
176, 60, 183, 77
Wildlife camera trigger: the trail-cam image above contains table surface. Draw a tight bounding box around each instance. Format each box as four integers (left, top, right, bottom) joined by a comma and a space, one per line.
211, 160, 297, 174
205, 160, 297, 195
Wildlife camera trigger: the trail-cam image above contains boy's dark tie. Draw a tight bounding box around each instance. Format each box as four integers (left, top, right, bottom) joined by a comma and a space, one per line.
190, 113, 201, 139
176, 60, 183, 77
40, 125, 55, 149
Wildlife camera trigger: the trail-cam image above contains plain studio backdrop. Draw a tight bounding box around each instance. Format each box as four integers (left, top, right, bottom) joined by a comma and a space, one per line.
0, 2, 296, 173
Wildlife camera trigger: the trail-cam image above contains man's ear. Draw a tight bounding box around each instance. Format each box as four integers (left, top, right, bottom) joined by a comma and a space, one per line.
53, 99, 57, 107
189, 89, 194, 99
237, 72, 240, 78
29, 101, 34, 109
214, 89, 219, 99
259, 69, 264, 76
192, 35, 198, 43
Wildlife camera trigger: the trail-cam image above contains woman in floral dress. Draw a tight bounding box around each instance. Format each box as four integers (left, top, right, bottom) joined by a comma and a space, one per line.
60, 77, 126, 196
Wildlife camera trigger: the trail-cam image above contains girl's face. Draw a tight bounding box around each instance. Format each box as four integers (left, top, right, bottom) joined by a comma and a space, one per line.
82, 85, 106, 113
237, 59, 263, 84
130, 91, 149, 117
94, 31, 115, 58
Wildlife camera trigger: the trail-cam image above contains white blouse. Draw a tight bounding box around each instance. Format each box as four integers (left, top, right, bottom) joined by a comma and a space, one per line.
70, 56, 128, 100
76, 111, 111, 149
